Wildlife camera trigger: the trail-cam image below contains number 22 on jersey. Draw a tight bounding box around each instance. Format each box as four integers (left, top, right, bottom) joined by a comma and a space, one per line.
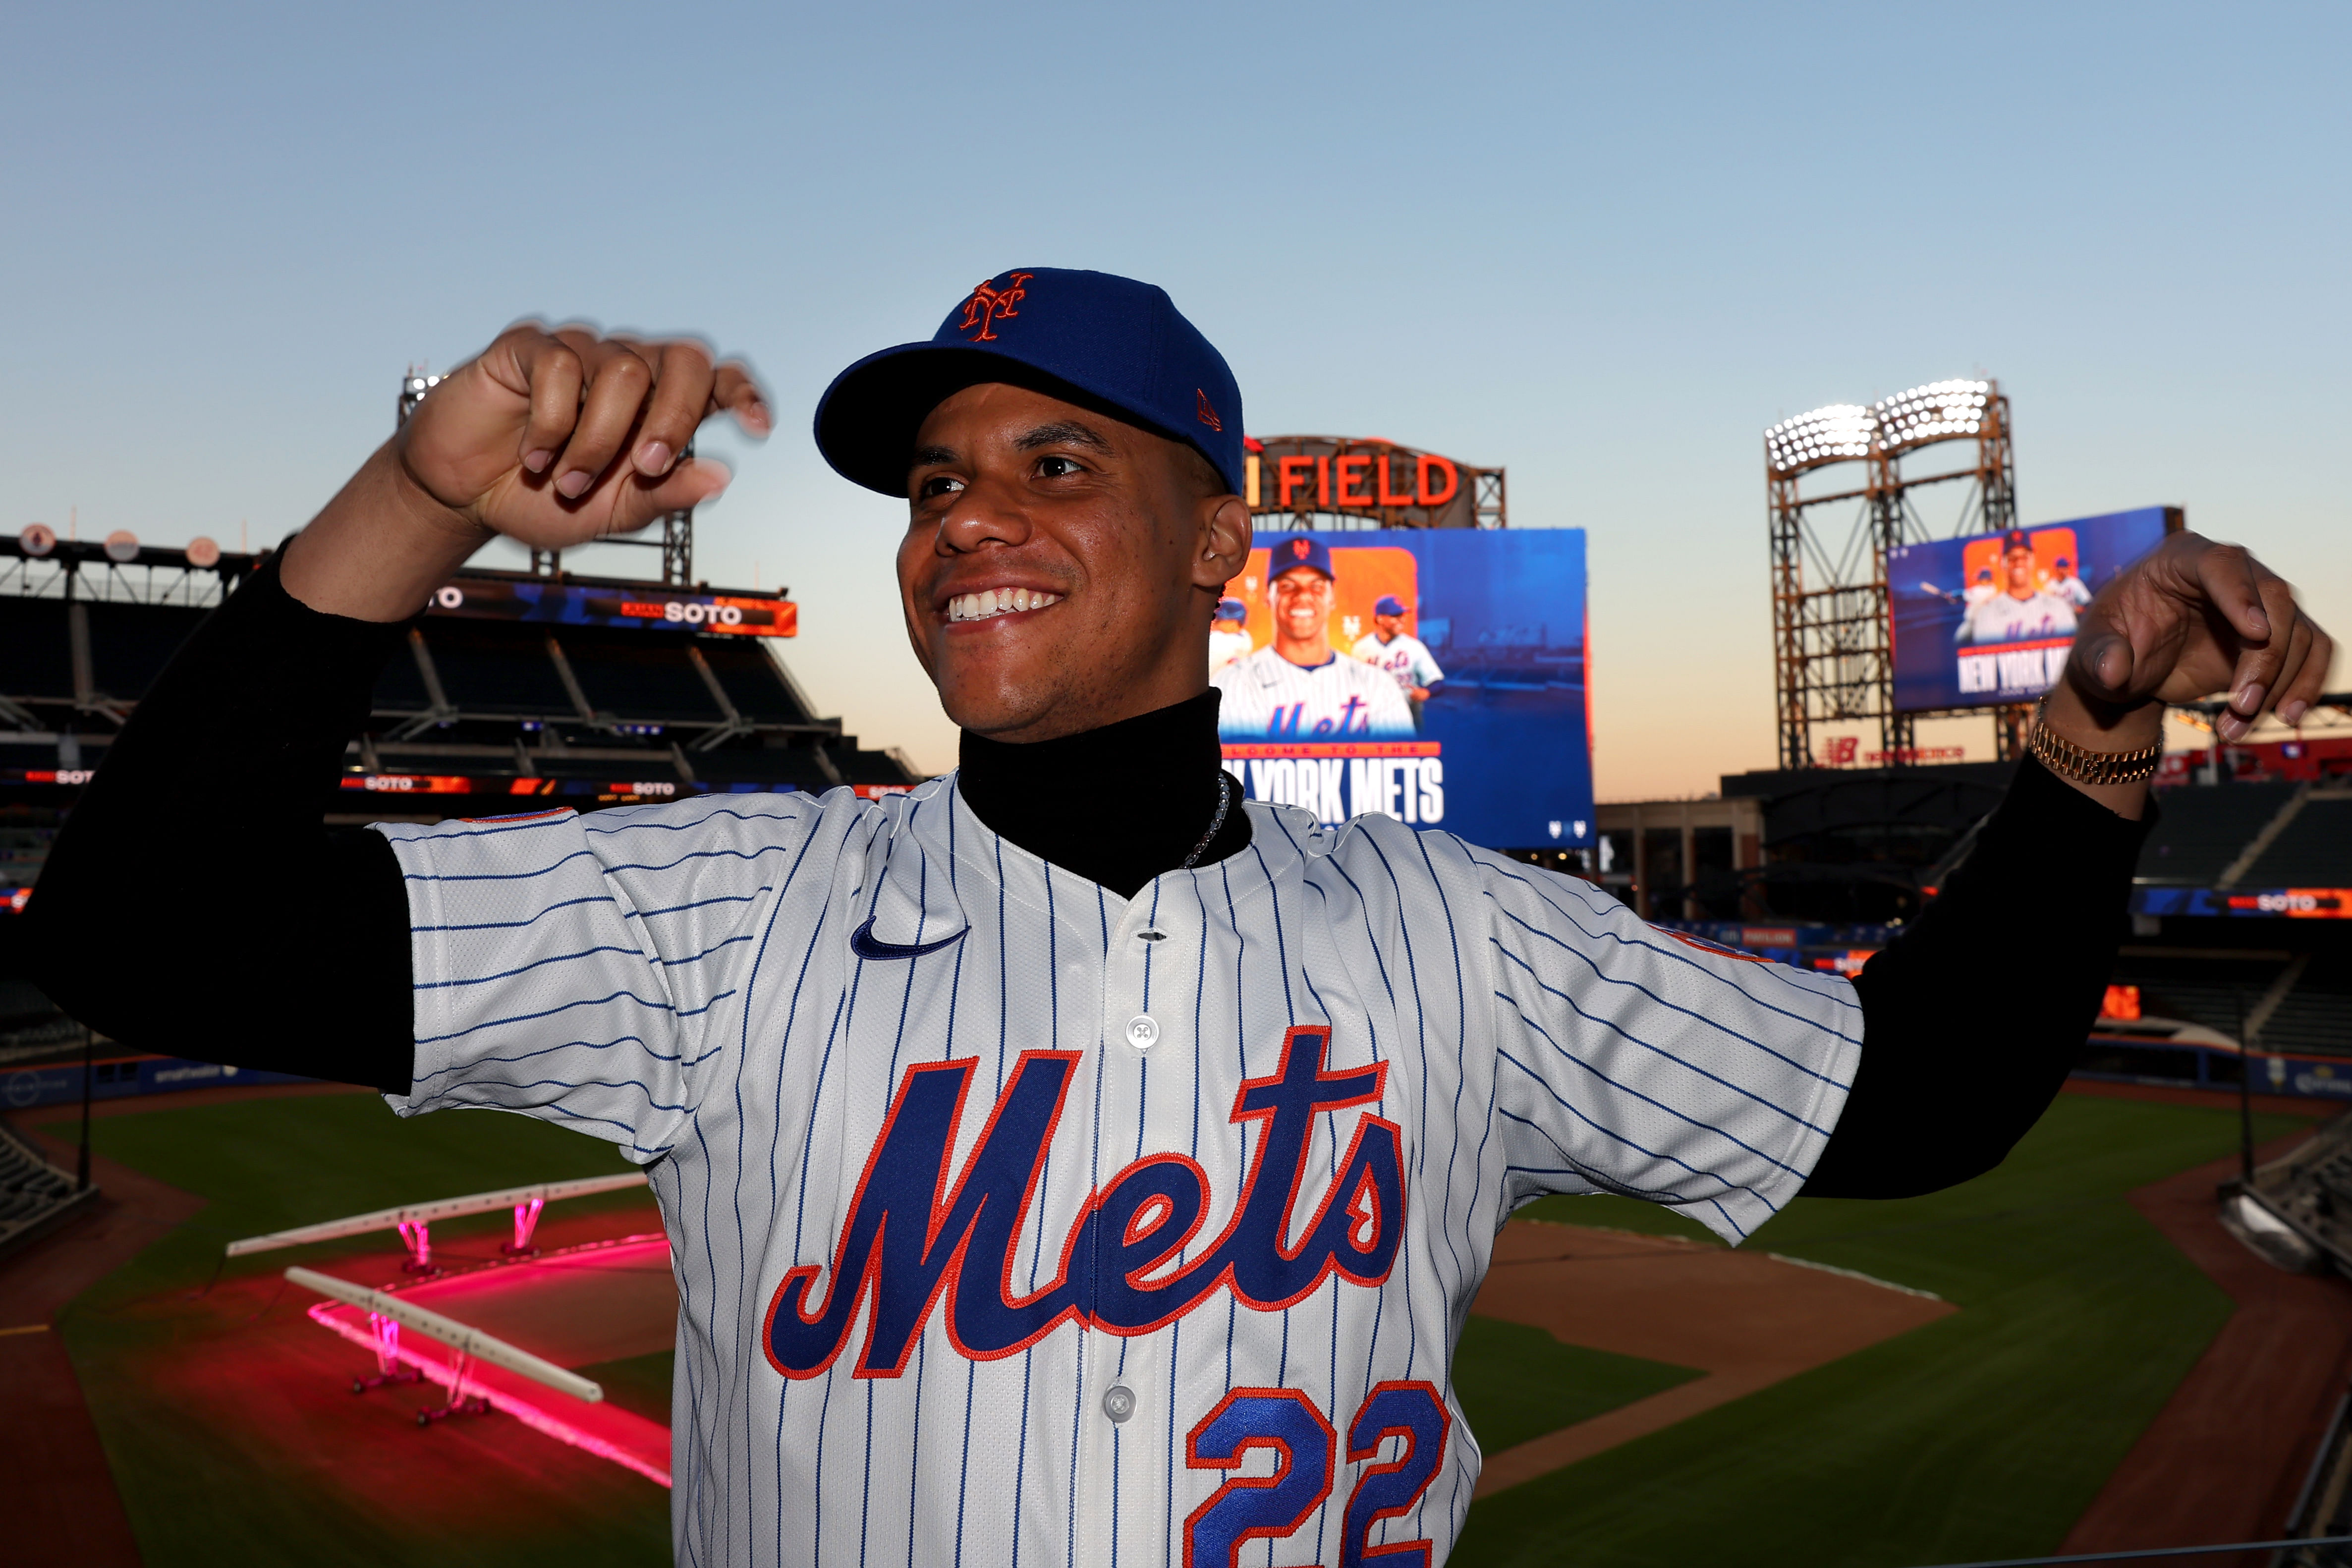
1183, 1381, 1449, 1567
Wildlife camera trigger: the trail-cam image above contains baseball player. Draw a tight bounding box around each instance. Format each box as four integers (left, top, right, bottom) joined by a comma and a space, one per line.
1350, 594, 1445, 724
1207, 594, 1252, 675
1214, 535, 1415, 741
25, 268, 2333, 1568
2051, 555, 2094, 609
1958, 529, 2079, 647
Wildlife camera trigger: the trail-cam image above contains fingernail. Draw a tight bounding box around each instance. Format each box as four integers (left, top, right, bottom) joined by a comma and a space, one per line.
636, 441, 673, 476
745, 401, 773, 435
2219, 713, 2248, 740
2248, 608, 2271, 635
556, 470, 592, 499
523, 449, 554, 474
2235, 681, 2265, 714
2282, 700, 2309, 726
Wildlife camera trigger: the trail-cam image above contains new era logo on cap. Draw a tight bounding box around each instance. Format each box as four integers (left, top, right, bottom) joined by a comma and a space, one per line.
813, 268, 1247, 500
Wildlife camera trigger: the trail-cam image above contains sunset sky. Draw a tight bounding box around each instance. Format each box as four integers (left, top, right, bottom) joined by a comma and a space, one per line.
5, 1, 2345, 798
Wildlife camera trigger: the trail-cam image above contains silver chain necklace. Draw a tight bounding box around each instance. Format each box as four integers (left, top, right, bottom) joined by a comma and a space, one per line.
1179, 772, 1234, 870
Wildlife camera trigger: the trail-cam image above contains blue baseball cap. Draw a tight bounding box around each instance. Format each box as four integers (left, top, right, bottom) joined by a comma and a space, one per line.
1265, 534, 1334, 581
813, 268, 1246, 499
1214, 596, 1247, 621
2001, 528, 2032, 552
1373, 595, 1406, 617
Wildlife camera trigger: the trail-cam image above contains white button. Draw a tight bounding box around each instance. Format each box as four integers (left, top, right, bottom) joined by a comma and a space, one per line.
1124, 1014, 1160, 1050
1102, 1384, 1136, 1423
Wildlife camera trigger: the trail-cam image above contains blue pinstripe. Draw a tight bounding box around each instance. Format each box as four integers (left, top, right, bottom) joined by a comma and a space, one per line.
376, 784, 1860, 1568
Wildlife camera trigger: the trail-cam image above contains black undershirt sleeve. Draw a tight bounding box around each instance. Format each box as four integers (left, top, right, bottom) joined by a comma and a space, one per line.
22, 553, 418, 1094
20, 548, 2149, 1190
1799, 755, 2155, 1198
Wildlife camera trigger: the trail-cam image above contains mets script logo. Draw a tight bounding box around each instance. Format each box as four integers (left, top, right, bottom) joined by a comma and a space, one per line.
762, 1025, 1402, 1378
1196, 389, 1223, 432
957, 273, 1034, 341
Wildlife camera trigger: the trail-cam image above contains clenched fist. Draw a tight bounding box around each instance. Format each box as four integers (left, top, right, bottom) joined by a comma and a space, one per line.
283, 323, 771, 622
400, 323, 772, 550
2063, 531, 2333, 742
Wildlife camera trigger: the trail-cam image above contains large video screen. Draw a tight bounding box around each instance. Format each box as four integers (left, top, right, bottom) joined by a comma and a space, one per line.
1888, 507, 2175, 710
1212, 528, 1591, 851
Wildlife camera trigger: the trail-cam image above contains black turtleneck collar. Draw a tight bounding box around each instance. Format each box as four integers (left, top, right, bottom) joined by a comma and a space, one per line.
957, 690, 1252, 899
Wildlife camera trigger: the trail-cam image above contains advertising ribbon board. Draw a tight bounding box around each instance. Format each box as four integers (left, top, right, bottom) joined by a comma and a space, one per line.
427, 578, 796, 637
1211, 529, 1591, 850
1888, 507, 2176, 711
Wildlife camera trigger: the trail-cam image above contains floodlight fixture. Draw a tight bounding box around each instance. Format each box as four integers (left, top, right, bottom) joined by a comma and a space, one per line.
398, 368, 446, 427
1873, 379, 1991, 453
1764, 404, 1878, 475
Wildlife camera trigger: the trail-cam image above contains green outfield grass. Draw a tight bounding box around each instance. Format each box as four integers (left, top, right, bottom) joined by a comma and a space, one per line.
1455, 1092, 2309, 1567
47, 1087, 2306, 1568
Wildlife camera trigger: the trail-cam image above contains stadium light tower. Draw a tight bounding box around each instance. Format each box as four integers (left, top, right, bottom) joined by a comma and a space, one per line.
1766, 379, 2016, 770
396, 367, 697, 586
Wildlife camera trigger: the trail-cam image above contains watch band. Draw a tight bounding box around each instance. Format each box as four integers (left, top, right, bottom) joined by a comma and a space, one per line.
2026, 700, 2164, 785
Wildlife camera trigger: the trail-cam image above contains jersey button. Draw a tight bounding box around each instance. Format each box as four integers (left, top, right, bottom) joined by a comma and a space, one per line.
1124, 1014, 1160, 1050
1102, 1385, 1136, 1423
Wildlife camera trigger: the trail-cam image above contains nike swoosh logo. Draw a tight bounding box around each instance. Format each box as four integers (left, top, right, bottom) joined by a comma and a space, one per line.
848, 916, 968, 962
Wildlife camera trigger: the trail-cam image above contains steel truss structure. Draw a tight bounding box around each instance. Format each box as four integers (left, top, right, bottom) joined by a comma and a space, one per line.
1766, 380, 2017, 771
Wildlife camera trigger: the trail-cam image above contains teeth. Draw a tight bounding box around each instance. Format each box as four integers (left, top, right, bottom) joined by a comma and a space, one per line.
948, 589, 1062, 622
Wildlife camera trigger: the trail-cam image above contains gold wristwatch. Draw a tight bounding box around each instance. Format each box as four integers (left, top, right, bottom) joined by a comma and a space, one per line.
2026, 698, 2164, 785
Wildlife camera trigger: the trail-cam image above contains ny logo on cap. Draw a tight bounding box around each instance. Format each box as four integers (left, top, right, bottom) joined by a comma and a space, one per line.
1289, 539, 1311, 561
958, 273, 1035, 342
1196, 389, 1223, 432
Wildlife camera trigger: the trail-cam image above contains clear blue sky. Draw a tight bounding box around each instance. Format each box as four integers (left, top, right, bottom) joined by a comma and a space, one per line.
6, 1, 2345, 794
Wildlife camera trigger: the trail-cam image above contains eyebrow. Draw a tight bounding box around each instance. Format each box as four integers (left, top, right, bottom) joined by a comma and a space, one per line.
1013, 421, 1112, 454
907, 421, 1113, 475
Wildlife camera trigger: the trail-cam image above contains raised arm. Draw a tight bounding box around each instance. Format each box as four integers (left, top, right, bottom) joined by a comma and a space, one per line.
1807, 532, 2333, 1196
22, 326, 769, 1089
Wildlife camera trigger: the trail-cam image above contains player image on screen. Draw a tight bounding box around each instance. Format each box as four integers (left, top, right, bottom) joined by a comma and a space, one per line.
1967, 565, 1997, 606
23, 266, 2332, 1568
1957, 529, 2078, 647
1350, 592, 1445, 728
1214, 535, 1414, 739
2050, 555, 2093, 609
1207, 594, 1251, 675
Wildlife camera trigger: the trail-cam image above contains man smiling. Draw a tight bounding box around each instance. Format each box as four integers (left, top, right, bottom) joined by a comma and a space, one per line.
1214, 533, 1414, 740
25, 267, 2334, 1568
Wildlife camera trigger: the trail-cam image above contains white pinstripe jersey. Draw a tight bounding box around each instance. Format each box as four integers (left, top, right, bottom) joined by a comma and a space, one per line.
377, 778, 1859, 1568
1213, 647, 1416, 740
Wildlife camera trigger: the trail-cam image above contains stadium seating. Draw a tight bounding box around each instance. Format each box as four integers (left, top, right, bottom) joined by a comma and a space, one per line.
2258, 958, 2352, 1056
2111, 952, 2292, 1039
2237, 791, 2352, 887
2135, 781, 2301, 884
0, 1119, 93, 1260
